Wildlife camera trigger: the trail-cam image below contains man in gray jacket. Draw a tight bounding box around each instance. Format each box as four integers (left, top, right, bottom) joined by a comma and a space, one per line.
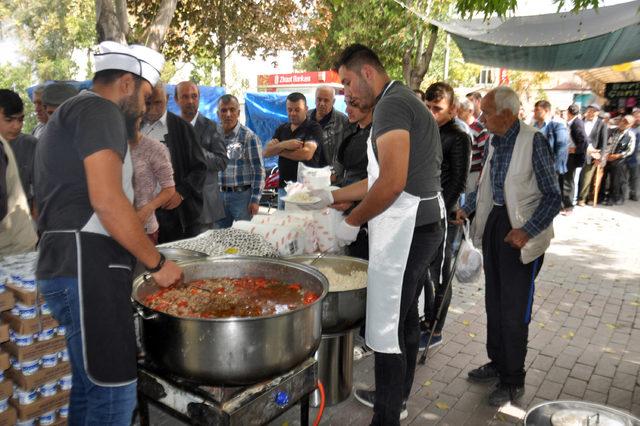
175, 81, 228, 228
308, 85, 349, 181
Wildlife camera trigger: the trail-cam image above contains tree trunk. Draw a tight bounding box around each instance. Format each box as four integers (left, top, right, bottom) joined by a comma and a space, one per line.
403, 24, 439, 90
218, 40, 226, 87
140, 0, 178, 49
95, 0, 128, 43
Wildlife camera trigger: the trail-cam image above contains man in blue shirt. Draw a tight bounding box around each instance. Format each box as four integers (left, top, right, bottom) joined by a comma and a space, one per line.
533, 99, 569, 177
455, 87, 561, 407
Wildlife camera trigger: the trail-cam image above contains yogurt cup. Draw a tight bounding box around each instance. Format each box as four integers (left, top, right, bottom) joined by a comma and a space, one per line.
59, 374, 72, 390
0, 370, 3, 382
37, 328, 56, 341
10, 357, 21, 370
16, 419, 36, 426
21, 359, 40, 376
21, 279, 36, 292
58, 349, 69, 362
39, 382, 58, 398
15, 388, 37, 405
39, 411, 56, 425
56, 325, 66, 336
16, 303, 37, 319
42, 353, 59, 368
40, 303, 51, 316
14, 333, 34, 346
0, 397, 7, 413
59, 404, 69, 418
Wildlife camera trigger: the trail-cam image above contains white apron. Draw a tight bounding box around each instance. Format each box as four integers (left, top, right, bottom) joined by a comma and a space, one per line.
364, 81, 445, 353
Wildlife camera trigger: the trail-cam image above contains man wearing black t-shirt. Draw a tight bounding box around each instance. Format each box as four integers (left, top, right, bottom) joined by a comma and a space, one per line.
263, 92, 324, 208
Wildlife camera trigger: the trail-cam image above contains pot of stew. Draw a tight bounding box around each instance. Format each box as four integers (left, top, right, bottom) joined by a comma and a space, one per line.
132, 256, 328, 385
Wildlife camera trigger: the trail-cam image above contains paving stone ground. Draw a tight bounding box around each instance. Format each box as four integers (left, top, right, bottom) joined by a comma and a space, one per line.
147, 200, 640, 425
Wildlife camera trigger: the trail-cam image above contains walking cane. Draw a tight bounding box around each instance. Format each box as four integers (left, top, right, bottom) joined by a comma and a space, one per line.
418, 228, 464, 365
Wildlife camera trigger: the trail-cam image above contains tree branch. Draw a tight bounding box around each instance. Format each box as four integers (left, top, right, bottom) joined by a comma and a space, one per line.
140, 0, 178, 49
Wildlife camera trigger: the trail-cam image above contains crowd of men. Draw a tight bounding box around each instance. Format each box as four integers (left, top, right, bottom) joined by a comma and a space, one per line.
0, 39, 639, 425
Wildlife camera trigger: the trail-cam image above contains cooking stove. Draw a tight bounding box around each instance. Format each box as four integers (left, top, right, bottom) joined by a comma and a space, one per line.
136, 357, 318, 426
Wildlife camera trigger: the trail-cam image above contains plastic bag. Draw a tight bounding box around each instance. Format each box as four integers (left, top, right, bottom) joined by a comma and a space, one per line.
454, 220, 483, 283
297, 163, 332, 189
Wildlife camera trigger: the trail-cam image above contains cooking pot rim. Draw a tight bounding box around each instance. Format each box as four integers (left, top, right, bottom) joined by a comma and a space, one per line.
524, 399, 640, 424
132, 256, 329, 322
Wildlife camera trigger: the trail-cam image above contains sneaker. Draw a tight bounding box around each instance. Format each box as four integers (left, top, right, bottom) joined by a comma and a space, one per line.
467, 362, 499, 383
488, 383, 524, 407
353, 344, 374, 361
577, 200, 586, 207
353, 389, 408, 420
418, 332, 442, 351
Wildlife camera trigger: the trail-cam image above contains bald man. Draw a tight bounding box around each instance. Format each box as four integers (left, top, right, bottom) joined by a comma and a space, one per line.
175, 81, 228, 228
308, 85, 349, 181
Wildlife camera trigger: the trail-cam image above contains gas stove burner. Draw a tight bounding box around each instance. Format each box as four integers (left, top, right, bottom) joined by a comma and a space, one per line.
136, 358, 318, 426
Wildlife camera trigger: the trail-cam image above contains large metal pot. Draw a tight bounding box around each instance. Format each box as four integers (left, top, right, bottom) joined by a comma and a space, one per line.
285, 255, 367, 334
133, 256, 328, 385
525, 401, 640, 425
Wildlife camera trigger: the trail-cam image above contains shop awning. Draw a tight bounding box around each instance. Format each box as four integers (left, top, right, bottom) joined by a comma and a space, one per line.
431, 0, 640, 71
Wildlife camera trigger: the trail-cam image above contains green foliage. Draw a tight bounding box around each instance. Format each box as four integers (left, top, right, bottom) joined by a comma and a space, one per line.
454, 0, 601, 18
4, 0, 96, 81
189, 55, 219, 86
0, 62, 38, 133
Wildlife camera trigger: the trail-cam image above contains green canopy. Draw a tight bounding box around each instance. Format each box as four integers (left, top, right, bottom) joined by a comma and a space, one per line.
432, 0, 640, 71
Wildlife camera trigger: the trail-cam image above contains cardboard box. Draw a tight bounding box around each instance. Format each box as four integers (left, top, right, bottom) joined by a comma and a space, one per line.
0, 292, 14, 313
0, 352, 8, 371
7, 362, 70, 391
52, 416, 68, 426
0, 379, 12, 400
0, 324, 8, 344
5, 284, 40, 306
1, 312, 58, 335
0, 406, 17, 426
11, 389, 70, 421
2, 336, 66, 363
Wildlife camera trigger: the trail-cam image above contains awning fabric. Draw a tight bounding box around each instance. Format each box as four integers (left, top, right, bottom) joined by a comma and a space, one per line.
431, 0, 640, 71
576, 61, 640, 95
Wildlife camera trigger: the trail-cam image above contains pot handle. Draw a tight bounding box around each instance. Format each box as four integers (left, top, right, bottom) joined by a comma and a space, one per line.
135, 304, 159, 320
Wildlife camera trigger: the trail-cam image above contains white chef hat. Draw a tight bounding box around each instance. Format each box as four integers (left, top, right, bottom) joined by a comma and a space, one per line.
94, 41, 165, 86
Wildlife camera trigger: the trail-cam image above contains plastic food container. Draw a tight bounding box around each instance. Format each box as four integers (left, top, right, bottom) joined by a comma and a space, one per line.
56, 326, 66, 337
40, 303, 51, 316
39, 411, 56, 425
59, 374, 72, 390
21, 279, 36, 292
39, 382, 58, 398
15, 388, 38, 405
59, 404, 69, 418
16, 303, 37, 319
0, 397, 7, 413
42, 353, 58, 368
58, 349, 69, 362
37, 328, 56, 341
14, 333, 34, 346
16, 419, 36, 426
21, 359, 40, 376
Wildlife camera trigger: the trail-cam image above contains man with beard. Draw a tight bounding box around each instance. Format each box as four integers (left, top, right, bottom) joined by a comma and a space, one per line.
308, 85, 349, 181
308, 44, 445, 425
34, 41, 183, 424
142, 82, 207, 241
175, 81, 228, 228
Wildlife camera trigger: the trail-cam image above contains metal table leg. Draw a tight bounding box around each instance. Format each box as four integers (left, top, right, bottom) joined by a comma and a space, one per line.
300, 393, 310, 426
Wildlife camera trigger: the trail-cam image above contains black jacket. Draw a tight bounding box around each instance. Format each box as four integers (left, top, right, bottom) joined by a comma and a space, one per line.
337, 123, 370, 187
162, 111, 207, 227
440, 120, 471, 213
569, 117, 588, 165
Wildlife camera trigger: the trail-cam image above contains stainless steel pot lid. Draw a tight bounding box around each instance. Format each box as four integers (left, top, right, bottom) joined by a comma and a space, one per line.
525, 401, 640, 426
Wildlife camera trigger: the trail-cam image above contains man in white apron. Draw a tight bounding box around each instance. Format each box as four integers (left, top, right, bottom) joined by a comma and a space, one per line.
35, 42, 183, 425
311, 44, 445, 425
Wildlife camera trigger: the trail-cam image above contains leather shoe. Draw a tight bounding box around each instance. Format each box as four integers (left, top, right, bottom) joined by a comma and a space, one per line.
467, 362, 499, 383
488, 383, 524, 406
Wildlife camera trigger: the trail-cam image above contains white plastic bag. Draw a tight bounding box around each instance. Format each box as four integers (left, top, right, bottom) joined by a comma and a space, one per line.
454, 220, 483, 283
297, 163, 332, 189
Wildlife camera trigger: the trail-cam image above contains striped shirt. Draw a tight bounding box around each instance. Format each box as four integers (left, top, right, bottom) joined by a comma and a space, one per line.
469, 120, 489, 173
218, 122, 265, 205
464, 121, 561, 237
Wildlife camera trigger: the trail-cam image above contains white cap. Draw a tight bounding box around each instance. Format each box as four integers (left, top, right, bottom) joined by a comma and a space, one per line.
94, 41, 165, 86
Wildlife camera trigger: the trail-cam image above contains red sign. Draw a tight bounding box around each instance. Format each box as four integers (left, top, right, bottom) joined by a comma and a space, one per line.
258, 70, 341, 87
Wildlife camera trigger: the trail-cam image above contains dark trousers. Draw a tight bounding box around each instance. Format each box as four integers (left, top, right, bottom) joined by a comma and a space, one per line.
605, 161, 626, 203
559, 154, 583, 209
482, 206, 543, 387
156, 209, 201, 244
625, 162, 638, 200
372, 222, 444, 426
578, 162, 596, 203
423, 222, 459, 333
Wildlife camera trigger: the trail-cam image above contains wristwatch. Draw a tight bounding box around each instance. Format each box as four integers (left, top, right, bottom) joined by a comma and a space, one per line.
147, 253, 166, 273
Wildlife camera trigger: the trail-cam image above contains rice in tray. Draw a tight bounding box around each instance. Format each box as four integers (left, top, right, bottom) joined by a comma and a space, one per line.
316, 266, 367, 292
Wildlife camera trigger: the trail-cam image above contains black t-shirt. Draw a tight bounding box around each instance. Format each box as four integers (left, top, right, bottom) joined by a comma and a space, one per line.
338, 123, 370, 187
35, 91, 128, 278
272, 119, 324, 187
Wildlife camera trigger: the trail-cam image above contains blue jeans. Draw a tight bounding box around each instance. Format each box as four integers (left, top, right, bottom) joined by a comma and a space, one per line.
38, 277, 137, 426
216, 189, 253, 228
277, 188, 287, 210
